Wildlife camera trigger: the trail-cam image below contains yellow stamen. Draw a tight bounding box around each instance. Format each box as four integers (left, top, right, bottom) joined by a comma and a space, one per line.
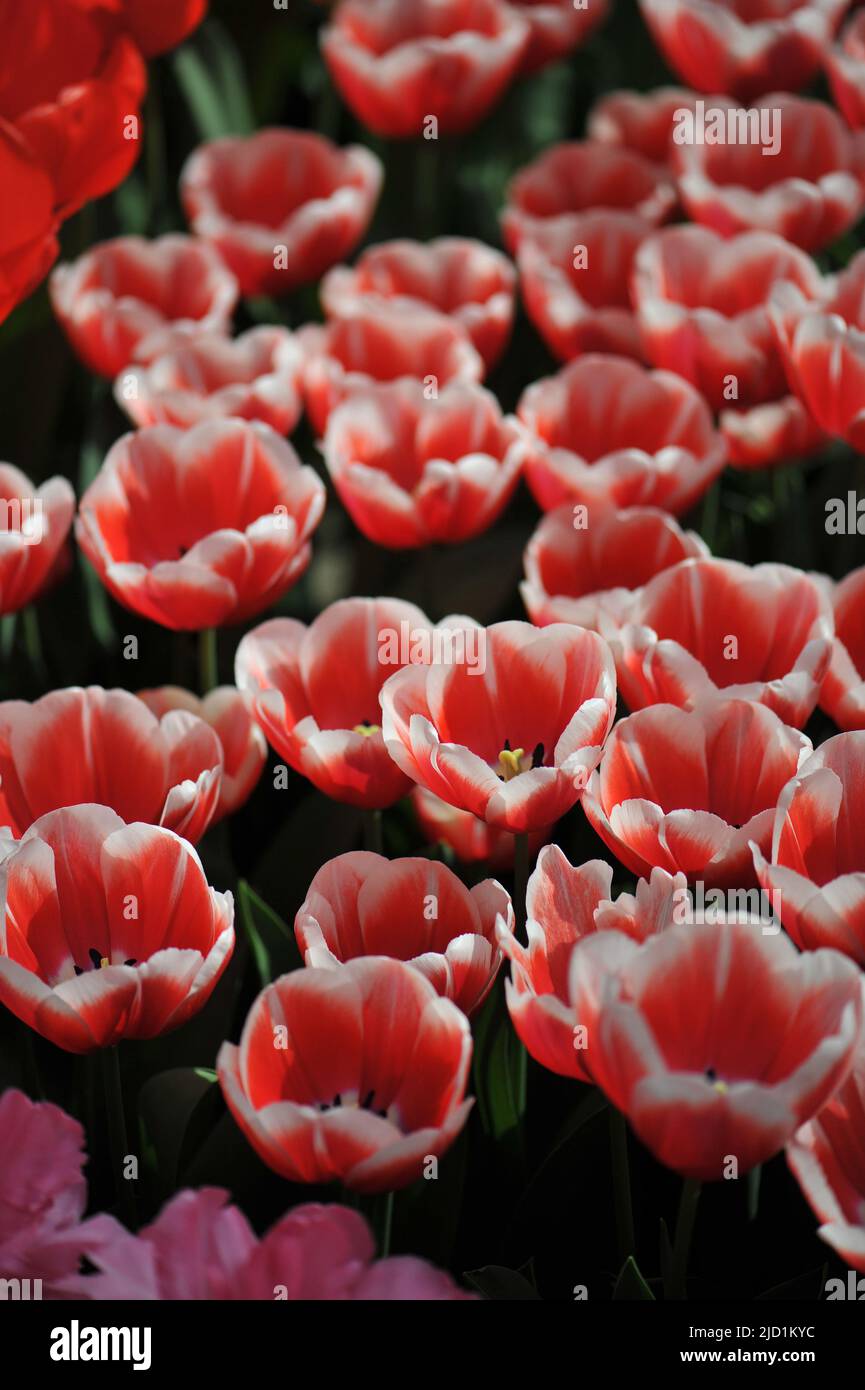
100, 957, 110, 969
713, 1080, 728, 1094
498, 747, 532, 781
353, 722, 381, 737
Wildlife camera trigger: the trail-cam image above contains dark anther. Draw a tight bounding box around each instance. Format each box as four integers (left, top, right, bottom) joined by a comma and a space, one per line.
532, 742, 545, 766
88, 947, 103, 969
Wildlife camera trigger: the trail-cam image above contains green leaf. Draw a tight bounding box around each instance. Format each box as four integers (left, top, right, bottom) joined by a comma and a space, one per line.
613, 1256, 656, 1301
172, 22, 254, 141
137, 1067, 219, 1194
472, 985, 526, 1144
464, 1265, 541, 1300
236, 878, 301, 988
747, 1164, 762, 1221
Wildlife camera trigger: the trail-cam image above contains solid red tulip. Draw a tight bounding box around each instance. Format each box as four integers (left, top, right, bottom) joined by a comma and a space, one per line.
115, 327, 304, 434
582, 916, 862, 1180
321, 380, 524, 548
753, 732, 865, 964
521, 503, 707, 632
0, 463, 75, 616
612, 556, 833, 728
300, 305, 484, 435
217, 956, 473, 1193
517, 210, 651, 363
0, 804, 234, 1053
672, 94, 865, 251
320, 0, 530, 138
380, 619, 617, 833
820, 566, 865, 732
583, 698, 812, 888
180, 129, 383, 298
516, 354, 726, 514
787, 1012, 865, 1272
113, 0, 208, 57
235, 598, 435, 809
296, 851, 514, 1016
137, 685, 267, 823
77, 419, 325, 630
321, 237, 516, 371
503, 140, 676, 251
638, 0, 848, 100
0, 121, 59, 325
0, 685, 223, 843
50, 235, 239, 379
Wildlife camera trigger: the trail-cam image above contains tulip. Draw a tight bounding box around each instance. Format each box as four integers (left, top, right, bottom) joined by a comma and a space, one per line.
0, 463, 74, 615
820, 566, 865, 732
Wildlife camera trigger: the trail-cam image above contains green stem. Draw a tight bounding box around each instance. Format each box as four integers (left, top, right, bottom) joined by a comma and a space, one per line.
370, 1190, 394, 1258
101, 1046, 137, 1231
22, 605, 46, 681
609, 1106, 636, 1268
198, 626, 219, 695
669, 1177, 702, 1300
364, 808, 384, 856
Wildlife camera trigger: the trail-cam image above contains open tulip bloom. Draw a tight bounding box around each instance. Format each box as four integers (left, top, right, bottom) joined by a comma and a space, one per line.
0, 805, 234, 1053
380, 619, 617, 833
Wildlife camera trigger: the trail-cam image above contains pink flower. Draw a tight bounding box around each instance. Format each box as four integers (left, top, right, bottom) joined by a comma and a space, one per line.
70, 1188, 474, 1298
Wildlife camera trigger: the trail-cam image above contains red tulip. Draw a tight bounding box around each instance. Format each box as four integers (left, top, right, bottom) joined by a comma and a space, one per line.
672, 94, 865, 251
517, 210, 651, 363
217, 956, 473, 1193
0, 685, 222, 842
0, 121, 59, 324
753, 732, 865, 964
113, 0, 208, 57
77, 419, 325, 631
137, 685, 267, 822
516, 354, 726, 515
380, 619, 617, 833
612, 556, 833, 728
820, 566, 865, 732
0, 463, 75, 616
69, 1188, 475, 1299
583, 698, 812, 888
511, 0, 609, 73
296, 851, 514, 1016
321, 380, 524, 548
0, 0, 146, 219
300, 305, 484, 435
522, 503, 707, 632
180, 129, 382, 299
321, 237, 516, 370
582, 916, 862, 1180
770, 250, 865, 449
788, 1012, 865, 1272
50, 235, 239, 379
235, 598, 435, 809
115, 327, 304, 434
320, 0, 529, 138
411, 785, 551, 868
503, 140, 676, 252
497, 847, 684, 1079
638, 0, 848, 100
587, 86, 698, 164
0, 804, 234, 1053
827, 9, 865, 130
